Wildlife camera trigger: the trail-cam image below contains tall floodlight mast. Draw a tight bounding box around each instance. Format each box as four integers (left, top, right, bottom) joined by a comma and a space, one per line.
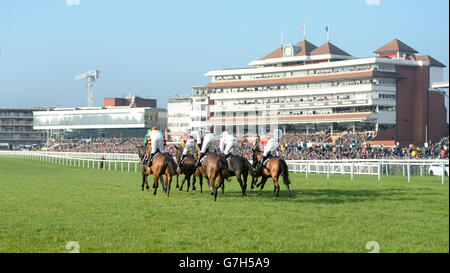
74, 70, 100, 107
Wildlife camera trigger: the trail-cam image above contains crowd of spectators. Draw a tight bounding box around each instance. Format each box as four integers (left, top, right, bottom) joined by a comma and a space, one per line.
29, 131, 449, 161
42, 137, 142, 154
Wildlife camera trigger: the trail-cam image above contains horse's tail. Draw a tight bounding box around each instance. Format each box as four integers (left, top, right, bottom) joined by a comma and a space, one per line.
279, 159, 291, 185
166, 153, 177, 176
218, 156, 228, 177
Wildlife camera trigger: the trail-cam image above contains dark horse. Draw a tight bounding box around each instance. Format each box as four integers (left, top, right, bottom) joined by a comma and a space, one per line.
252, 148, 292, 199
220, 153, 255, 197
197, 152, 227, 201
137, 144, 177, 197
174, 146, 199, 192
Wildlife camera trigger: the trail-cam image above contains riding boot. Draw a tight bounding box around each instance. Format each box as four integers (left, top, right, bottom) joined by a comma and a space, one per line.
142, 155, 148, 165
178, 154, 187, 168
148, 153, 156, 167
258, 155, 267, 173
195, 153, 204, 168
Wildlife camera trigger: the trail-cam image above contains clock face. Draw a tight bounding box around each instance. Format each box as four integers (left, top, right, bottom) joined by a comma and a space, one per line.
284, 45, 293, 57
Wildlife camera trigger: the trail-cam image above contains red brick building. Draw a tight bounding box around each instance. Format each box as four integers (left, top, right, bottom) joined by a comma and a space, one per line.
104, 96, 157, 108
371, 39, 447, 145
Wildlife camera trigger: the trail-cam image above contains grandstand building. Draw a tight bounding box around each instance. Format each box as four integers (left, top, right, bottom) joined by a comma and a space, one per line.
33, 97, 167, 139
0, 108, 47, 149
167, 94, 212, 141
190, 38, 447, 145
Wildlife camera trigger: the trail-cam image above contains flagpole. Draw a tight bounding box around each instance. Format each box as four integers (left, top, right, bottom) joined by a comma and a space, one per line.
281, 28, 283, 48
301, 21, 306, 40
326, 25, 330, 42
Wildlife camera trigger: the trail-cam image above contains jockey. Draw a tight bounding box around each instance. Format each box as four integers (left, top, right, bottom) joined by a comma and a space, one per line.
178, 132, 195, 168
219, 131, 239, 159
195, 127, 216, 168
143, 126, 165, 167
258, 131, 279, 173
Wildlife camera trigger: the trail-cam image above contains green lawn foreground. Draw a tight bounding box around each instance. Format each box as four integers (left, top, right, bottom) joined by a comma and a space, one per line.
0, 156, 448, 253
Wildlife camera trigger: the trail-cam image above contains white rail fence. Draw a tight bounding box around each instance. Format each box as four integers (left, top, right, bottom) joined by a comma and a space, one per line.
0, 151, 447, 184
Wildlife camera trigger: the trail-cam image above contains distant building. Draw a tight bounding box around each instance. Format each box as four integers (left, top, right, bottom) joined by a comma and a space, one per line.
104, 96, 157, 108
33, 96, 166, 139
167, 94, 212, 141
167, 96, 192, 140
188, 38, 447, 145
0, 108, 47, 149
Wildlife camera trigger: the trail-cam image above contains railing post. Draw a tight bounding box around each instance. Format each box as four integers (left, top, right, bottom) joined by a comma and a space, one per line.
378, 163, 381, 181
351, 162, 354, 181
442, 162, 445, 185
327, 162, 330, 179
407, 161, 411, 183
306, 162, 309, 179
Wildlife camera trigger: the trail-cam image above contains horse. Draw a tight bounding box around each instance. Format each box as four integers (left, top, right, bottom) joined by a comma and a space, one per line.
137, 145, 166, 193
251, 148, 292, 199
139, 144, 177, 197
174, 145, 198, 192
197, 152, 227, 201
220, 153, 255, 197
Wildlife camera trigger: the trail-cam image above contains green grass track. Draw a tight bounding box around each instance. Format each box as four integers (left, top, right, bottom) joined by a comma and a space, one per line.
0, 156, 448, 253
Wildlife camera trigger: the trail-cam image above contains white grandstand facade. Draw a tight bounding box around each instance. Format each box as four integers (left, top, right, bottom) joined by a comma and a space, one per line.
185, 39, 446, 143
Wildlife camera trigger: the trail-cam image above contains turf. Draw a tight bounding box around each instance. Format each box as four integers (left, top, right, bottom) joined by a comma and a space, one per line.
0, 156, 448, 253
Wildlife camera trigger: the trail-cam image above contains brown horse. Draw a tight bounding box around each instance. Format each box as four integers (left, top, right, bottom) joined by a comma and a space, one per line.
219, 153, 255, 197
137, 145, 166, 193
174, 146, 198, 192
138, 144, 177, 197
252, 148, 292, 199
197, 152, 227, 201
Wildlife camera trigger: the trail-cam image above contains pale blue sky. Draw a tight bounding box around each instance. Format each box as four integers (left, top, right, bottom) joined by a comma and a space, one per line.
0, 0, 448, 108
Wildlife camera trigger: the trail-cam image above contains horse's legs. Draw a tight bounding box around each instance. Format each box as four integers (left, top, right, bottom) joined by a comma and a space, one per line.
272, 175, 280, 197
153, 175, 159, 195
251, 175, 257, 189
192, 175, 196, 191
213, 175, 223, 202
180, 175, 186, 191
166, 175, 172, 197
207, 177, 214, 195
286, 184, 292, 199
199, 175, 203, 193
176, 174, 179, 188
221, 178, 225, 194
242, 171, 248, 195
186, 175, 191, 192
236, 172, 246, 197
160, 176, 166, 193
141, 174, 146, 191
258, 176, 268, 196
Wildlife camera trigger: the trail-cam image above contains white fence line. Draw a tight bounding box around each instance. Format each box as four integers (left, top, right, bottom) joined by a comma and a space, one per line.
0, 151, 447, 184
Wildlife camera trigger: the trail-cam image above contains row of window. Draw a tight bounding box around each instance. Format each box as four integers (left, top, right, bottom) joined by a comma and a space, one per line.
214, 64, 396, 82
168, 123, 190, 128
378, 93, 396, 99
211, 78, 396, 94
